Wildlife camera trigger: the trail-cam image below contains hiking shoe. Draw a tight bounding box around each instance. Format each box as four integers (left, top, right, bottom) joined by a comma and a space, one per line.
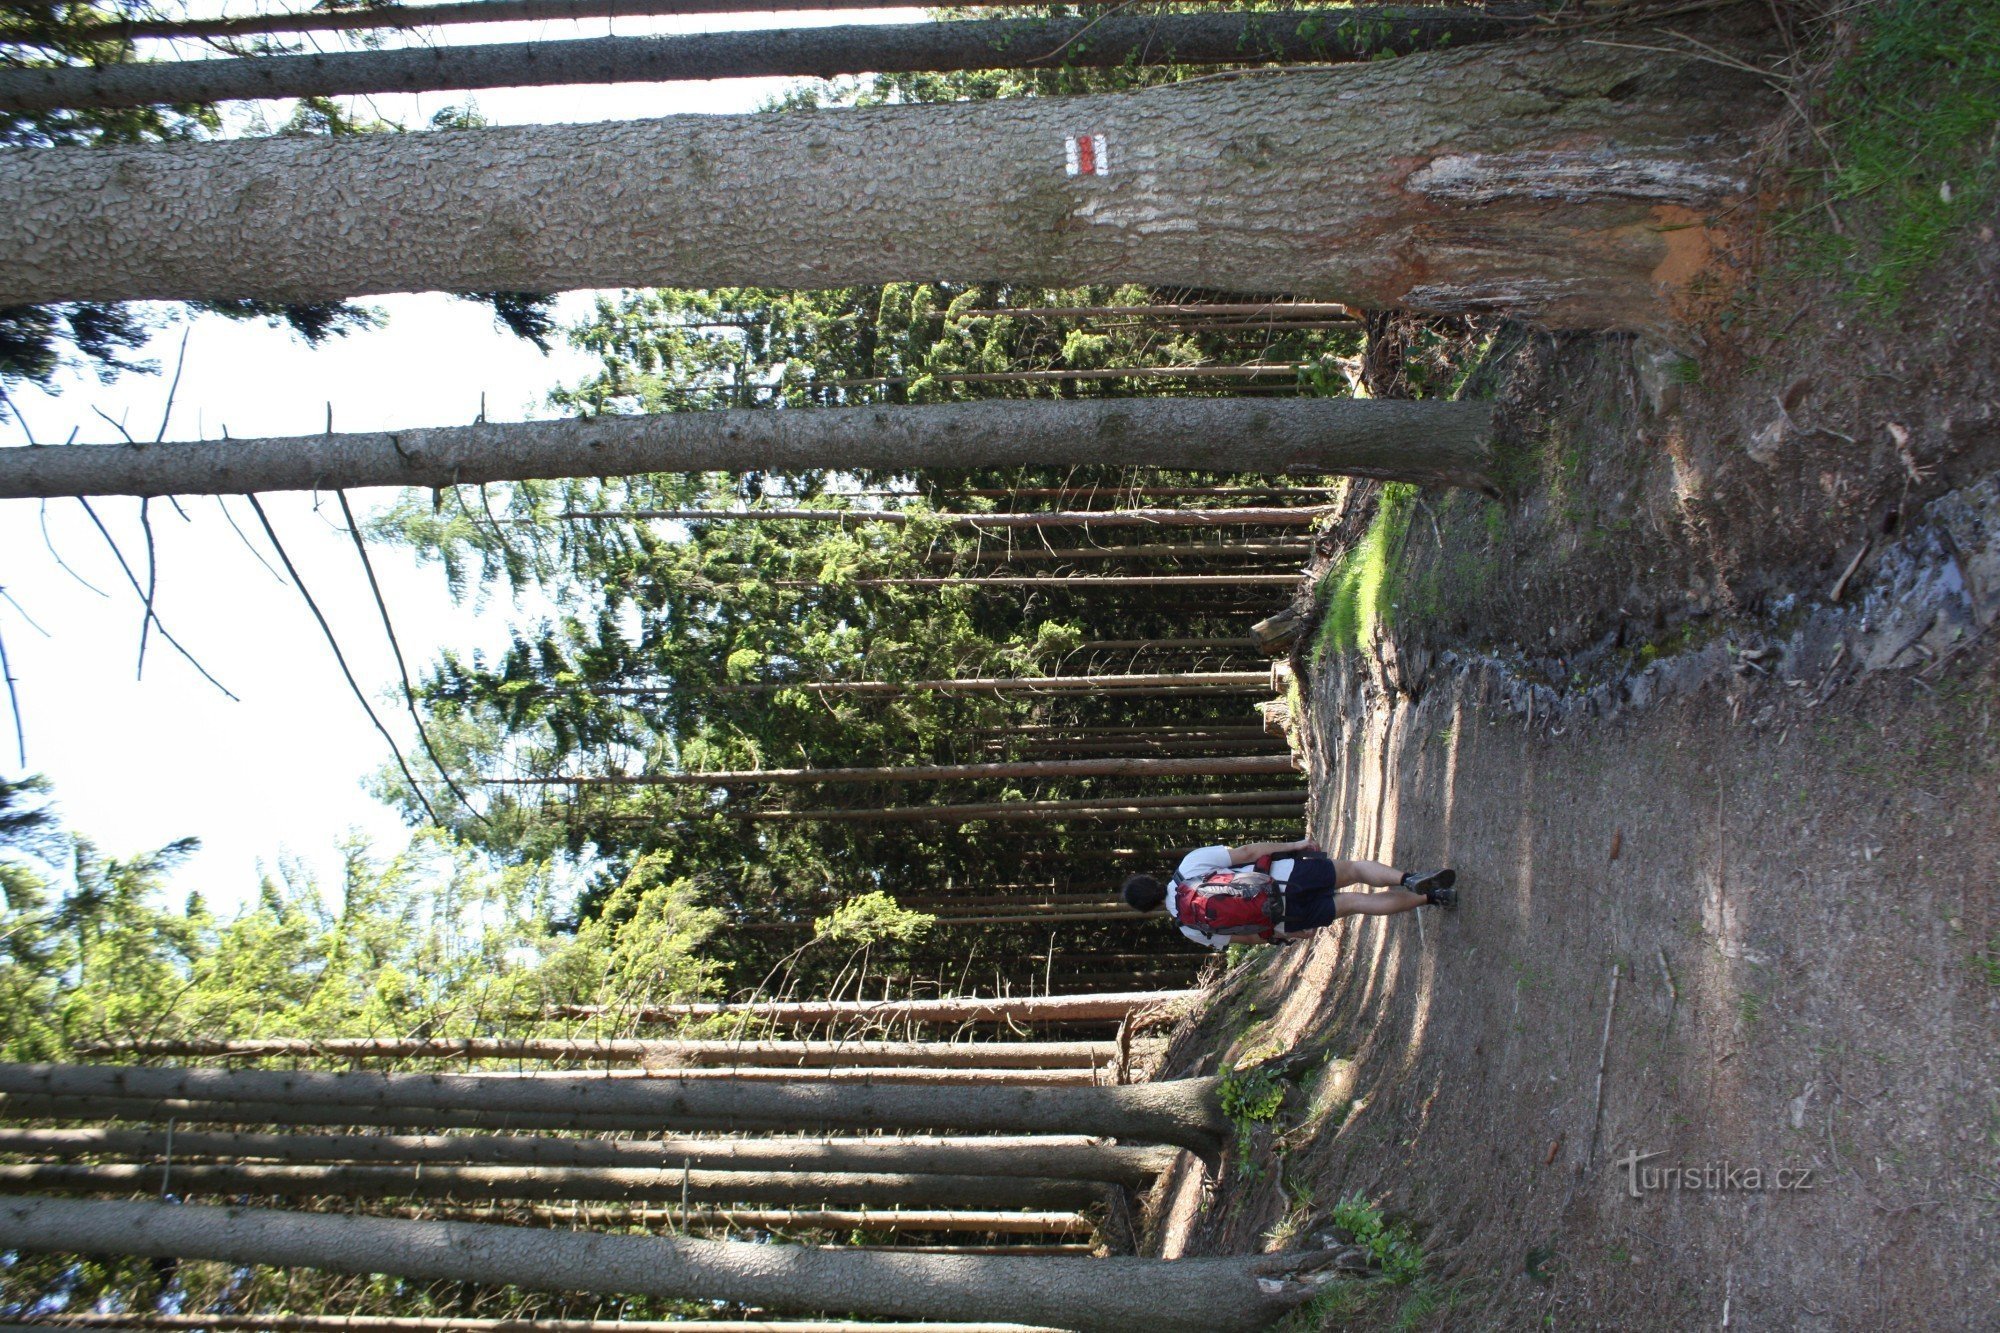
1423, 885, 1458, 910
1401, 868, 1456, 896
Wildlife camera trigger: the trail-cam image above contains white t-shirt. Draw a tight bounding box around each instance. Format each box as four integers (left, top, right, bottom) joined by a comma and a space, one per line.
1167, 845, 1297, 948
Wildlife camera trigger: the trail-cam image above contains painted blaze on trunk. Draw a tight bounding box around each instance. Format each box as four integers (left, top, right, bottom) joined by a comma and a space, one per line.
0, 42, 1775, 327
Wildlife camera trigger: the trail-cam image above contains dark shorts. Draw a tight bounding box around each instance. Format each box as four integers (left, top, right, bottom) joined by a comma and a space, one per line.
1280, 852, 1344, 931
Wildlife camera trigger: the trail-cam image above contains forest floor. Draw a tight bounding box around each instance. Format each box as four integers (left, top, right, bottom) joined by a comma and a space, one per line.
1133, 27, 2000, 1328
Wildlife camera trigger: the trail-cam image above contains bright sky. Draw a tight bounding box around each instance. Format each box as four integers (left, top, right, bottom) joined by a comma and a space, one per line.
0, 6, 924, 910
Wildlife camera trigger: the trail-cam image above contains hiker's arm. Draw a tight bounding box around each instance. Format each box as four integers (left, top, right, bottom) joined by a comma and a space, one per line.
1226, 838, 1317, 865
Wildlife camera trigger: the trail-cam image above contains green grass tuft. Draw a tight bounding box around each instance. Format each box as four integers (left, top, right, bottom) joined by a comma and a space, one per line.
1311, 484, 1418, 664
1795, 0, 2000, 306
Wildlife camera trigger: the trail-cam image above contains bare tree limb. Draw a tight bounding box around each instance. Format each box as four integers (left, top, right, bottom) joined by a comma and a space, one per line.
334, 489, 487, 829
0, 618, 24, 766
73, 497, 238, 701
244, 494, 440, 825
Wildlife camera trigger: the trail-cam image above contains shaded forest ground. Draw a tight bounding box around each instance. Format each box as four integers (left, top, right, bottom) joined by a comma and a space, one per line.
1130, 25, 2000, 1326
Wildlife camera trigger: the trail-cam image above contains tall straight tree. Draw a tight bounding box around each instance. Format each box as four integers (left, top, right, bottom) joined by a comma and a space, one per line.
0, 397, 1494, 497
0, 10, 1514, 112
0, 45, 1775, 328
0, 1197, 1343, 1333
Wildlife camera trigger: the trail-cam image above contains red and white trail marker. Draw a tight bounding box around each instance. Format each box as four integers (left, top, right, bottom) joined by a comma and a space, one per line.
1065, 133, 1110, 177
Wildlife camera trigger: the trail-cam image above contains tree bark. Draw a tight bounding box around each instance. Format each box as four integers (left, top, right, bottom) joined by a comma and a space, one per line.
0, 45, 1772, 328
490, 752, 1294, 785
13, 1316, 1077, 1333
0, 10, 1511, 112
783, 574, 1302, 588
11, 0, 1326, 42
70, 1037, 1123, 1069
0, 399, 1492, 500
408, 1203, 1097, 1235
950, 542, 1311, 564
683, 671, 1279, 696
550, 507, 1332, 528
0, 1063, 1232, 1156
0, 1198, 1338, 1333
0, 1127, 1171, 1185
947, 305, 1358, 324
0, 1162, 1106, 1210
746, 803, 1305, 826
750, 787, 1306, 818
554, 990, 1193, 1026
1, 1315, 1070, 1333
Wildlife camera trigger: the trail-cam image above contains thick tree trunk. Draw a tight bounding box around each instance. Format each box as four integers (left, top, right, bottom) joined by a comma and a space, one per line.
0, 10, 1510, 112
0, 1162, 1106, 1210
0, 399, 1492, 499
0, 1198, 1339, 1333
0, 1128, 1171, 1185
555, 990, 1193, 1026
491, 752, 1294, 785
0, 46, 1772, 328
71, 1037, 1122, 1069
0, 1063, 1232, 1156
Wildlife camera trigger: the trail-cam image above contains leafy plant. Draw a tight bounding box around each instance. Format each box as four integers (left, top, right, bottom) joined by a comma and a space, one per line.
1218, 1061, 1289, 1159
812, 891, 935, 946
1329, 1193, 1425, 1285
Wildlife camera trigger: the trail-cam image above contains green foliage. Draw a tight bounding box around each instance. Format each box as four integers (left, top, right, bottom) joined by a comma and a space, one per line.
1329, 1193, 1425, 1285
0, 781, 724, 1060
1796, 0, 2000, 305
1218, 1060, 1287, 1159
813, 890, 935, 945
1312, 484, 1418, 663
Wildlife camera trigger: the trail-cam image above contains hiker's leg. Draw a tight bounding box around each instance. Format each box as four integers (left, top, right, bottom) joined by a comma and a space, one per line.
1332, 859, 1405, 888
1335, 889, 1427, 917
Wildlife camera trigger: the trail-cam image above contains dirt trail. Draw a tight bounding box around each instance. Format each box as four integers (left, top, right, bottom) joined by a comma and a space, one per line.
1132, 185, 2000, 1333
1145, 638, 1997, 1329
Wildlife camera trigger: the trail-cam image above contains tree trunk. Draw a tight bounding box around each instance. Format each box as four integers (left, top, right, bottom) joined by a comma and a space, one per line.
554, 990, 1193, 1026
685, 671, 1278, 696
0, 1198, 1339, 1333
761, 787, 1307, 815
0, 1127, 1171, 1185
0, 10, 1510, 112
783, 574, 1302, 588
490, 752, 1294, 785
0, 1315, 1070, 1333
747, 803, 1305, 826
0, 45, 1772, 329
18, 0, 1317, 42
70, 1036, 1122, 1069
947, 305, 1358, 325
0, 1063, 1232, 1156
812, 362, 1311, 388
406, 1203, 1097, 1235
0, 1162, 1106, 1210
551, 506, 1332, 528
950, 542, 1311, 564
0, 399, 1492, 499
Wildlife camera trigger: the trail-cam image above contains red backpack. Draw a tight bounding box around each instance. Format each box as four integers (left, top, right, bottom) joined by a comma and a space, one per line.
1172, 857, 1286, 942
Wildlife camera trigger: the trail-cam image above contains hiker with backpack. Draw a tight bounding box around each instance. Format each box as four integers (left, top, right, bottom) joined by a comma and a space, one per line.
1121, 837, 1457, 948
